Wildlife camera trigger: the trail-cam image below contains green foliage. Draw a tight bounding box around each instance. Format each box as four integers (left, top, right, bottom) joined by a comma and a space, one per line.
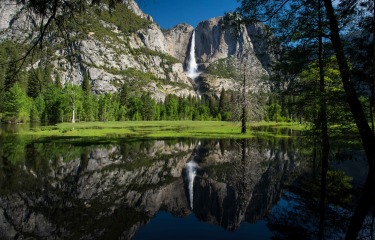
326, 170, 353, 206
30, 64, 54, 89
104, 67, 158, 84
165, 95, 179, 120
298, 56, 352, 128
119, 83, 129, 106
43, 85, 65, 123
81, 71, 91, 93
55, 72, 62, 89
82, 94, 99, 122
206, 58, 236, 79
141, 94, 156, 121
219, 88, 232, 121
30, 95, 45, 122
0, 41, 31, 91
266, 56, 353, 126
27, 68, 43, 98
267, 102, 282, 122
2, 83, 31, 123
96, 2, 150, 35
0, 78, 230, 124
132, 47, 180, 65
98, 93, 119, 121
127, 96, 143, 121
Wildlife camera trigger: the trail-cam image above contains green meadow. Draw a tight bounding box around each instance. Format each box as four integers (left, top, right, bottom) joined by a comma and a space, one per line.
18, 121, 306, 141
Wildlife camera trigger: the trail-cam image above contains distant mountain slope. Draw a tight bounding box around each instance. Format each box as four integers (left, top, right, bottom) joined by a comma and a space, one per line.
0, 0, 278, 100
0, 0, 195, 101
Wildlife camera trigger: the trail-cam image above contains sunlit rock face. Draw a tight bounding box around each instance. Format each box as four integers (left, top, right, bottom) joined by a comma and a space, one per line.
164, 23, 195, 63
0, 0, 196, 100
194, 17, 277, 72
0, 0, 279, 99
190, 15, 278, 95
0, 138, 303, 239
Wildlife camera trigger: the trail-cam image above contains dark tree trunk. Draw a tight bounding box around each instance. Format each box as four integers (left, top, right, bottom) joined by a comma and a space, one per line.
318, 0, 330, 239
322, 0, 375, 238
242, 65, 247, 134
241, 107, 247, 134
373, 3, 375, 125
345, 174, 374, 240
318, 1, 330, 238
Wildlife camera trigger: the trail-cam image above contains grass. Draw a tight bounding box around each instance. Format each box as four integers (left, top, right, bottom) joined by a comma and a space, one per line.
19, 121, 305, 142
250, 121, 307, 130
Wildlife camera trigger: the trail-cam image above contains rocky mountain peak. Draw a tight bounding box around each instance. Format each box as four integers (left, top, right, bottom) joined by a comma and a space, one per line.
0, 0, 278, 99
164, 23, 194, 63
121, 0, 153, 21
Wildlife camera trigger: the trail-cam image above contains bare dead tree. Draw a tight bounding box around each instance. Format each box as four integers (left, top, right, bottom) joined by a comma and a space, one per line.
230, 54, 267, 133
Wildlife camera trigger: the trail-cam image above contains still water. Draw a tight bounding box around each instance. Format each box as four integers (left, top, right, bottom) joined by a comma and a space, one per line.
0, 125, 368, 239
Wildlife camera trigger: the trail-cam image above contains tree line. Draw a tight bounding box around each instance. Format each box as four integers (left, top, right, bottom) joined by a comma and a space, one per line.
0, 39, 307, 124
0, 51, 268, 123
0, 48, 353, 125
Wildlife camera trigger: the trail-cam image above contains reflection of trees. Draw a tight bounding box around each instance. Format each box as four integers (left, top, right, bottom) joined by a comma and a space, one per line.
0, 137, 306, 239
267, 167, 353, 239
192, 138, 301, 230
0, 139, 197, 239
230, 139, 263, 222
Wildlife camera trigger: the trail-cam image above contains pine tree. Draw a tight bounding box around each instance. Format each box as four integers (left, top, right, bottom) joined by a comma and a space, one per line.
0, 60, 5, 113
218, 88, 228, 114
3, 83, 31, 123
4, 57, 19, 90
43, 65, 53, 85
119, 83, 129, 106
141, 93, 156, 120
27, 68, 42, 98
55, 72, 62, 89
81, 71, 91, 93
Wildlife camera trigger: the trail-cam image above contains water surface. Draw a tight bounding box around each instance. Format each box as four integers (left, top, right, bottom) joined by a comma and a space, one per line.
0, 124, 367, 239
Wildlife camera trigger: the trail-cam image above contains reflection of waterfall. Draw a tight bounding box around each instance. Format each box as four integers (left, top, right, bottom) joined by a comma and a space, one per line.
187, 30, 199, 79
185, 160, 198, 210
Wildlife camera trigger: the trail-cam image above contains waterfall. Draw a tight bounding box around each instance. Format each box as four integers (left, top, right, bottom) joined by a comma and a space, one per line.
185, 160, 198, 210
187, 30, 199, 79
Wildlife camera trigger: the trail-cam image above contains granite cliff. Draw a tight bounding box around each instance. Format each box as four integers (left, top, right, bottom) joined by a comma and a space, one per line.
0, 0, 277, 100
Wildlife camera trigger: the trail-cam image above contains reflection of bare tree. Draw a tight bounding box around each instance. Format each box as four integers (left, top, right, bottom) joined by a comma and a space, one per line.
230, 139, 264, 221
191, 138, 300, 230
229, 55, 268, 133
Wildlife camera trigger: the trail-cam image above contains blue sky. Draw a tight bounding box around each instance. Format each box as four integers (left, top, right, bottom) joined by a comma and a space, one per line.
134, 0, 240, 29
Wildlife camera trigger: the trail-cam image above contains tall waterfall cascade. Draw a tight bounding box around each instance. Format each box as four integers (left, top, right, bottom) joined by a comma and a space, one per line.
186, 30, 199, 79
185, 160, 198, 210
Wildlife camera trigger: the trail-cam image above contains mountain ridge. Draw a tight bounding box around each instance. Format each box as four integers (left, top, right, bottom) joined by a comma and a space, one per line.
0, 0, 277, 100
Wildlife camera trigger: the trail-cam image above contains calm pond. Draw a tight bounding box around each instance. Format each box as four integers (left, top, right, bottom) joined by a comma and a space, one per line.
0, 124, 369, 239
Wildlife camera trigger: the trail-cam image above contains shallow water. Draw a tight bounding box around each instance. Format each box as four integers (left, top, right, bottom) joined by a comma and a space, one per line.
0, 124, 368, 239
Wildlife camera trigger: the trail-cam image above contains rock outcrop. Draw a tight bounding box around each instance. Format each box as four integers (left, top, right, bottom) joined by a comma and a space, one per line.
194, 16, 277, 72
0, 1, 278, 99
164, 24, 194, 63
190, 14, 277, 95
0, 0, 196, 101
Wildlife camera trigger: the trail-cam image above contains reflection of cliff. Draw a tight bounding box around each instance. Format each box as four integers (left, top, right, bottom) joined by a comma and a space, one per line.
0, 138, 303, 239
184, 139, 300, 230
0, 140, 196, 239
